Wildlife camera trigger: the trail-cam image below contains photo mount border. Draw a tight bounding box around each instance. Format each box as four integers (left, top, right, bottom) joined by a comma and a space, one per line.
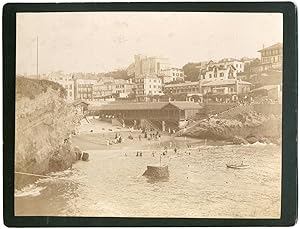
3, 2, 298, 227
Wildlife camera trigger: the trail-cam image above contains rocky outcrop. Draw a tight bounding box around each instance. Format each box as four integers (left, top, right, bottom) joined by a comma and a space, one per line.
184, 111, 281, 145
232, 136, 248, 145
15, 78, 82, 187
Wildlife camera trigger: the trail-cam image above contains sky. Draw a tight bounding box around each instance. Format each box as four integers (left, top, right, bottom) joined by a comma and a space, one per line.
16, 12, 283, 75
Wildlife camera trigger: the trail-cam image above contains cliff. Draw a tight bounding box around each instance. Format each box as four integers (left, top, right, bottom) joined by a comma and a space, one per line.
15, 78, 81, 187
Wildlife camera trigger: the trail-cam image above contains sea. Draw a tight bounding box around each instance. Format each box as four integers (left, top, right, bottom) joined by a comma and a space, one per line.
15, 137, 281, 218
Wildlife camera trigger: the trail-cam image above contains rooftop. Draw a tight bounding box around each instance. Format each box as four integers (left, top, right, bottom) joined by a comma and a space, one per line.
218, 58, 240, 63
258, 43, 283, 52
88, 101, 202, 111
71, 100, 90, 106
164, 81, 200, 88
251, 85, 280, 92
202, 79, 251, 86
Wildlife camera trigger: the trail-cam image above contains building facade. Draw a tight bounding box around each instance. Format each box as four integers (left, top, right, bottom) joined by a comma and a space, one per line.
200, 65, 237, 81
257, 43, 283, 71
216, 58, 245, 73
164, 81, 202, 95
93, 82, 114, 100
74, 79, 98, 101
47, 71, 75, 101
132, 54, 170, 78
201, 79, 251, 95
160, 68, 185, 83
134, 76, 163, 98
93, 79, 135, 100
114, 79, 135, 98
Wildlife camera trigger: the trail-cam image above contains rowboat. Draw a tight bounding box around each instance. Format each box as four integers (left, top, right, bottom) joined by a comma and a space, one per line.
226, 164, 249, 169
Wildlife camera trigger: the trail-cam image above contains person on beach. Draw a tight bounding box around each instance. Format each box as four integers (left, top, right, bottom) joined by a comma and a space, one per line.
140, 152, 143, 157
152, 152, 155, 157
174, 148, 177, 154
138, 135, 142, 141
136, 152, 139, 157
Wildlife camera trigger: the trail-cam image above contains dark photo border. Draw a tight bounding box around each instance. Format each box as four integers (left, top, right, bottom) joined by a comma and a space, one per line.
3, 2, 298, 227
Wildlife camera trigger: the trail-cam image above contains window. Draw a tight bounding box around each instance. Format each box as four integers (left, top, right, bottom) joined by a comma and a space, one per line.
214, 73, 217, 78
220, 72, 224, 77
209, 74, 212, 78
173, 73, 175, 76
154, 80, 156, 83
154, 85, 156, 88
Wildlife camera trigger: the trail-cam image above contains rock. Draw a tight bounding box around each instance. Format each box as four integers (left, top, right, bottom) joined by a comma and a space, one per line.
48, 153, 64, 171
74, 146, 82, 161
82, 152, 89, 161
259, 137, 272, 144
142, 165, 169, 178
246, 135, 259, 144
232, 136, 248, 145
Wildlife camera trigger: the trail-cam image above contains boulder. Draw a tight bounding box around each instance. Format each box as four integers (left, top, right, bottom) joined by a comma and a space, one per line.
74, 146, 82, 161
259, 137, 272, 144
142, 165, 169, 178
232, 136, 248, 145
82, 152, 89, 161
246, 135, 259, 144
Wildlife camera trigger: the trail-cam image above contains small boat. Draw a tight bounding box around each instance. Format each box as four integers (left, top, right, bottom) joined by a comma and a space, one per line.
226, 164, 249, 169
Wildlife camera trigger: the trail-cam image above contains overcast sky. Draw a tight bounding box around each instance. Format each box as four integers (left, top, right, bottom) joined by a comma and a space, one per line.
16, 12, 283, 75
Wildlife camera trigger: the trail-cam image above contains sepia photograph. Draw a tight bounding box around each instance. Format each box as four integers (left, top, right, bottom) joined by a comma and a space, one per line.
13, 11, 284, 219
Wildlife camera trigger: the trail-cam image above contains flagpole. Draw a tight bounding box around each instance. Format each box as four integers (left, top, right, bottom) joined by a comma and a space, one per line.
36, 36, 39, 79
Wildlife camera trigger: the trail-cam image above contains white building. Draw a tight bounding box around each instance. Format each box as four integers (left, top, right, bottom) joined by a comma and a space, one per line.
160, 67, 184, 83
200, 65, 237, 82
130, 54, 170, 78
47, 71, 75, 101
216, 58, 245, 73
135, 75, 163, 98
74, 79, 98, 101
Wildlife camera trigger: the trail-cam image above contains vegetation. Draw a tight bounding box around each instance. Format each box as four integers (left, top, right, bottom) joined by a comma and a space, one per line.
246, 70, 282, 88
16, 77, 66, 100
182, 63, 201, 82
104, 69, 130, 80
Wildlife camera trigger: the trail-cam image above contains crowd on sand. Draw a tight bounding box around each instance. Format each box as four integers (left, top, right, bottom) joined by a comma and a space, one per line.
103, 126, 197, 160
104, 127, 178, 146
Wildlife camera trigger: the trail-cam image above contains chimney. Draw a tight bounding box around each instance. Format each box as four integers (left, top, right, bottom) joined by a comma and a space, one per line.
262, 44, 265, 49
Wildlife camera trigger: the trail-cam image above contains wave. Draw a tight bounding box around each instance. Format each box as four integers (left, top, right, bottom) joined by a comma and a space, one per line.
15, 184, 46, 197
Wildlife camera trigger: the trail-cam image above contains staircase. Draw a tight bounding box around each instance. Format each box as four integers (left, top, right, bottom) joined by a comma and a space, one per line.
140, 119, 161, 132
